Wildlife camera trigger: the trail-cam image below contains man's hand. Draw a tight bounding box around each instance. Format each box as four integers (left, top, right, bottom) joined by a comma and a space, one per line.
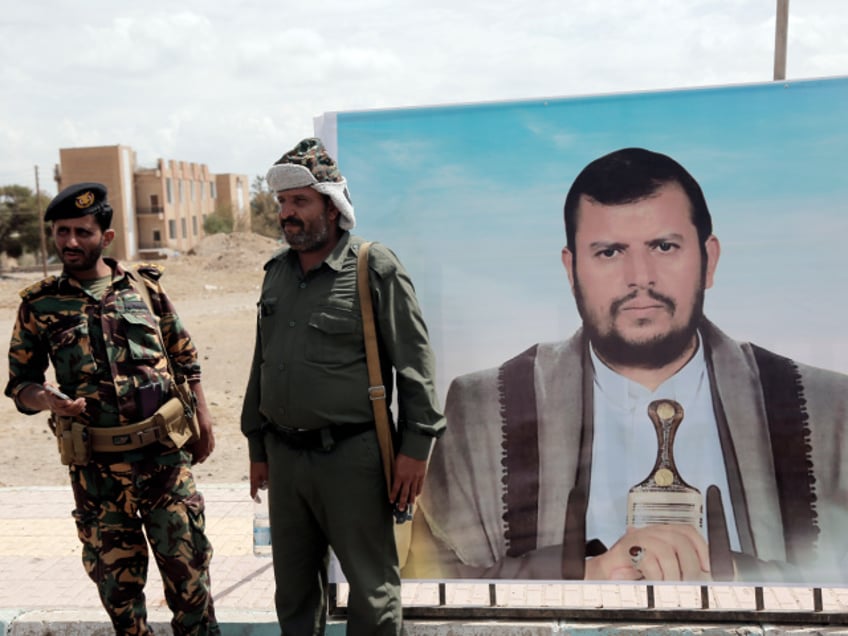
250, 461, 269, 500
188, 411, 215, 464
585, 524, 711, 581
22, 384, 86, 416
390, 453, 427, 511
187, 381, 215, 464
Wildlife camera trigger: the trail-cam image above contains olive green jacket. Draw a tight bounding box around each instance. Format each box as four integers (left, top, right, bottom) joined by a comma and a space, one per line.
241, 232, 445, 463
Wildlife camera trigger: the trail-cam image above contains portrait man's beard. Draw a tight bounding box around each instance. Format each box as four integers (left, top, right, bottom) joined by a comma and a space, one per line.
281, 208, 331, 252
574, 278, 706, 371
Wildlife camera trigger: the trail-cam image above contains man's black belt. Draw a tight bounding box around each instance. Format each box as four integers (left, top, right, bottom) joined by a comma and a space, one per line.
273, 422, 373, 450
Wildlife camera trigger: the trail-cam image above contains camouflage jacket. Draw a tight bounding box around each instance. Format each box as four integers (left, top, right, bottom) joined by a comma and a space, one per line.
4, 258, 200, 428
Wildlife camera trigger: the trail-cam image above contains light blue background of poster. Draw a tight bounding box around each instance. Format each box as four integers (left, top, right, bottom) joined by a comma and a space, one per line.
326, 77, 848, 403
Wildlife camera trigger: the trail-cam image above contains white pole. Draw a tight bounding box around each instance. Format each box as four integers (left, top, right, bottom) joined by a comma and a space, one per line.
34, 166, 48, 276
774, 0, 789, 80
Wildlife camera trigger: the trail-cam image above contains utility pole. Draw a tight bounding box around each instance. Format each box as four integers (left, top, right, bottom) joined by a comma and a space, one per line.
774, 0, 789, 80
34, 166, 48, 276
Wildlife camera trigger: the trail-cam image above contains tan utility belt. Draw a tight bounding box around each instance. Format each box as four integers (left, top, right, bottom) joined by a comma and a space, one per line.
52, 396, 191, 466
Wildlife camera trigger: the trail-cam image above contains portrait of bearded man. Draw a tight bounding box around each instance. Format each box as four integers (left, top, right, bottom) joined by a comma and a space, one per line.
403, 147, 848, 586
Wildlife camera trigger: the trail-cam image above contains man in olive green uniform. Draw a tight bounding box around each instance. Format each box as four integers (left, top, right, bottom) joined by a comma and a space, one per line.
241, 138, 445, 635
5, 183, 220, 635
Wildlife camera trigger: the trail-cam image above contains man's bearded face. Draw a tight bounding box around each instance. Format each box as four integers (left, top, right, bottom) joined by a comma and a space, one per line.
564, 183, 718, 371
574, 277, 706, 369
277, 186, 333, 252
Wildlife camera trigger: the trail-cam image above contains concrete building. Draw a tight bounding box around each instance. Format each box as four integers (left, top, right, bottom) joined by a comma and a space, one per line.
215, 173, 251, 233
55, 144, 250, 261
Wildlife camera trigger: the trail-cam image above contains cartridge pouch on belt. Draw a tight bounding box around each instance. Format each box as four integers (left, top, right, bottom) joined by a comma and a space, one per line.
51, 416, 91, 466
50, 397, 192, 466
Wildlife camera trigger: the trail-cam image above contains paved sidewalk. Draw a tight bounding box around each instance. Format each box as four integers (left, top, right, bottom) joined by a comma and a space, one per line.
2, 483, 848, 635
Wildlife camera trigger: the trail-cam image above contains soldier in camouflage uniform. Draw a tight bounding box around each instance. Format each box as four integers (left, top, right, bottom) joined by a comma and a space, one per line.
5, 182, 221, 635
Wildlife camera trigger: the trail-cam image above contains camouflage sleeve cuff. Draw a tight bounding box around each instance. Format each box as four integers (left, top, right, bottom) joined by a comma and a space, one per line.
9, 382, 42, 415
172, 362, 202, 382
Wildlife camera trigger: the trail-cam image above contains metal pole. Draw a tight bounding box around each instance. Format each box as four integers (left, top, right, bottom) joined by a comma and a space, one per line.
34, 166, 48, 276
774, 0, 789, 80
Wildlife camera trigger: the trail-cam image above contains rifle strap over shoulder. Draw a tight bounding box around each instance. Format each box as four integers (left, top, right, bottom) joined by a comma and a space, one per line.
128, 266, 174, 377
357, 243, 395, 493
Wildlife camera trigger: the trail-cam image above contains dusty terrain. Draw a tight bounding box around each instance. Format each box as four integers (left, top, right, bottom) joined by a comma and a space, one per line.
0, 232, 281, 489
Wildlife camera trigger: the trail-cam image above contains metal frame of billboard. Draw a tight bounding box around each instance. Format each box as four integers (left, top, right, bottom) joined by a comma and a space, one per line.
328, 582, 848, 624
319, 76, 848, 625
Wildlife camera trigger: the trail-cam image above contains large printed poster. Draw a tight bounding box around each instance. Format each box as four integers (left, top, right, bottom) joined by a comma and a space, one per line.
317, 77, 848, 586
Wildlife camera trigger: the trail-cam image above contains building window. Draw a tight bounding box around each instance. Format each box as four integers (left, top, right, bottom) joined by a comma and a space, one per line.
168, 220, 176, 239
192, 216, 198, 236
178, 180, 184, 203
153, 229, 161, 245
166, 179, 173, 204
210, 182, 216, 199
190, 181, 194, 202
181, 218, 187, 238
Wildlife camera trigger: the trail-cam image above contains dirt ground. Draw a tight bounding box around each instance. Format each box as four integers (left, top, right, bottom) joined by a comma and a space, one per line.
0, 232, 282, 489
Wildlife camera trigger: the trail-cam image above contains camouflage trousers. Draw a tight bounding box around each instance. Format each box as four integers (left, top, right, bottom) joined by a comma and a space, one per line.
70, 452, 221, 636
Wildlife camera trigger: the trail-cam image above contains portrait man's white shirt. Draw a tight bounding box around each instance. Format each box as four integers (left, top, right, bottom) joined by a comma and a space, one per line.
586, 332, 741, 552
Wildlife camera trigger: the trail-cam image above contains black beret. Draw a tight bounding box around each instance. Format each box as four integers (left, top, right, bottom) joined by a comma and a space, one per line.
44, 182, 111, 222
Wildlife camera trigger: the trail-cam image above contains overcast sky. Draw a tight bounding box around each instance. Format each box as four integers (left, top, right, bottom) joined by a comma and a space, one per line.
2, 1, 846, 195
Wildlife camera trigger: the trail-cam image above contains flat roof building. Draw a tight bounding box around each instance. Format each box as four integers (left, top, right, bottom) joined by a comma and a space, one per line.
56, 144, 250, 261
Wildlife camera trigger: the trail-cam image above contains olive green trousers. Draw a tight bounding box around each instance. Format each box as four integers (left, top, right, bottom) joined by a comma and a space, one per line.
265, 429, 402, 636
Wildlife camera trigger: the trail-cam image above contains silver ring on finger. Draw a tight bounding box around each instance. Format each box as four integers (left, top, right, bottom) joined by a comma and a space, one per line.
629, 545, 645, 567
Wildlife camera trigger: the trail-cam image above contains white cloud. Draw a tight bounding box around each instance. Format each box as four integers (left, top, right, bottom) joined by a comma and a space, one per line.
1, 0, 845, 193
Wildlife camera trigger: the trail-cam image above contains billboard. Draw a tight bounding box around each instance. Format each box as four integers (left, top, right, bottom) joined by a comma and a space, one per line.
318, 76, 848, 586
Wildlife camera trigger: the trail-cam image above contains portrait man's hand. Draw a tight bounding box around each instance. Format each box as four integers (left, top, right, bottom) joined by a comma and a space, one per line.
585, 524, 711, 581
